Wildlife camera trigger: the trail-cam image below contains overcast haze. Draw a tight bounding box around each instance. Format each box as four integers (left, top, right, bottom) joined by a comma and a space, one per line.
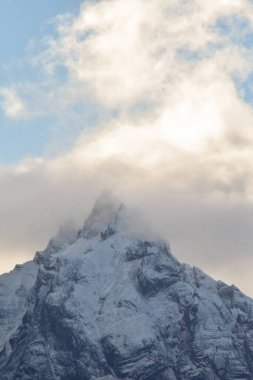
0, 0, 253, 296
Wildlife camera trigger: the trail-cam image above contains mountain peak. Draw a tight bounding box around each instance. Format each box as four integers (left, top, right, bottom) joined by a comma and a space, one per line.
81, 193, 124, 238
80, 194, 157, 242
41, 195, 160, 257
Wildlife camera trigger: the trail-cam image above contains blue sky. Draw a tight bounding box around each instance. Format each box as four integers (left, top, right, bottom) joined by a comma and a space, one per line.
0, 0, 83, 163
0, 1, 79, 64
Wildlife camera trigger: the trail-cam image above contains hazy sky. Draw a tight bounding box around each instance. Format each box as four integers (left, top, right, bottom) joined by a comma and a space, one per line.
0, 0, 253, 296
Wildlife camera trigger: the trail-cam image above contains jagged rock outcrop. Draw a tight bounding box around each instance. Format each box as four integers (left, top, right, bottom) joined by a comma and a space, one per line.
0, 197, 253, 379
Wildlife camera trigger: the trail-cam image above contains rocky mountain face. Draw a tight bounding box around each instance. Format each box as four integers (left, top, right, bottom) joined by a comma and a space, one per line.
1, 198, 253, 380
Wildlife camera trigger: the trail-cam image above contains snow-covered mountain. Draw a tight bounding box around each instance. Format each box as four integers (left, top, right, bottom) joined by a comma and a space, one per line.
1, 197, 253, 380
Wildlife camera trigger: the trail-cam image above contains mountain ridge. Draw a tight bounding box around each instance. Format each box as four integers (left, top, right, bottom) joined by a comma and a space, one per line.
0, 198, 253, 380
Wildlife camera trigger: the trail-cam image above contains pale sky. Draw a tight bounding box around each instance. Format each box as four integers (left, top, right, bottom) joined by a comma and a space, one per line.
0, 0, 83, 162
0, 0, 253, 297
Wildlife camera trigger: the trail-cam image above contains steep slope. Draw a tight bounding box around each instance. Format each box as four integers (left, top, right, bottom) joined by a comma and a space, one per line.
0, 261, 38, 353
0, 198, 253, 380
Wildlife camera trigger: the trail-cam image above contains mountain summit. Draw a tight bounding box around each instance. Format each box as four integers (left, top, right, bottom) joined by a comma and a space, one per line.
1, 198, 253, 380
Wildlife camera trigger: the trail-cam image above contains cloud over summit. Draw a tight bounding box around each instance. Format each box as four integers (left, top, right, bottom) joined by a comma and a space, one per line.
1, 0, 253, 295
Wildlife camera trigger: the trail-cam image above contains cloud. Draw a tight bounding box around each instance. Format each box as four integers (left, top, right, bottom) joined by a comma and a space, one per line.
33, 0, 253, 109
0, 87, 29, 119
1, 0, 253, 296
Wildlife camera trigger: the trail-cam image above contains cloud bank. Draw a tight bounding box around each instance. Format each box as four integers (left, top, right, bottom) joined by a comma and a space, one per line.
1, 0, 253, 295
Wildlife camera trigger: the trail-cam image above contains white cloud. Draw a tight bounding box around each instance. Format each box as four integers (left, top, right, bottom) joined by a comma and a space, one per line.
1, 0, 253, 296
0, 87, 29, 119
35, 0, 253, 109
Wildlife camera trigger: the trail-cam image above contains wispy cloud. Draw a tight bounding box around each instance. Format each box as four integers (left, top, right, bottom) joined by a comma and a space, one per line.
1, 0, 253, 295
32, 0, 253, 108
0, 87, 29, 119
